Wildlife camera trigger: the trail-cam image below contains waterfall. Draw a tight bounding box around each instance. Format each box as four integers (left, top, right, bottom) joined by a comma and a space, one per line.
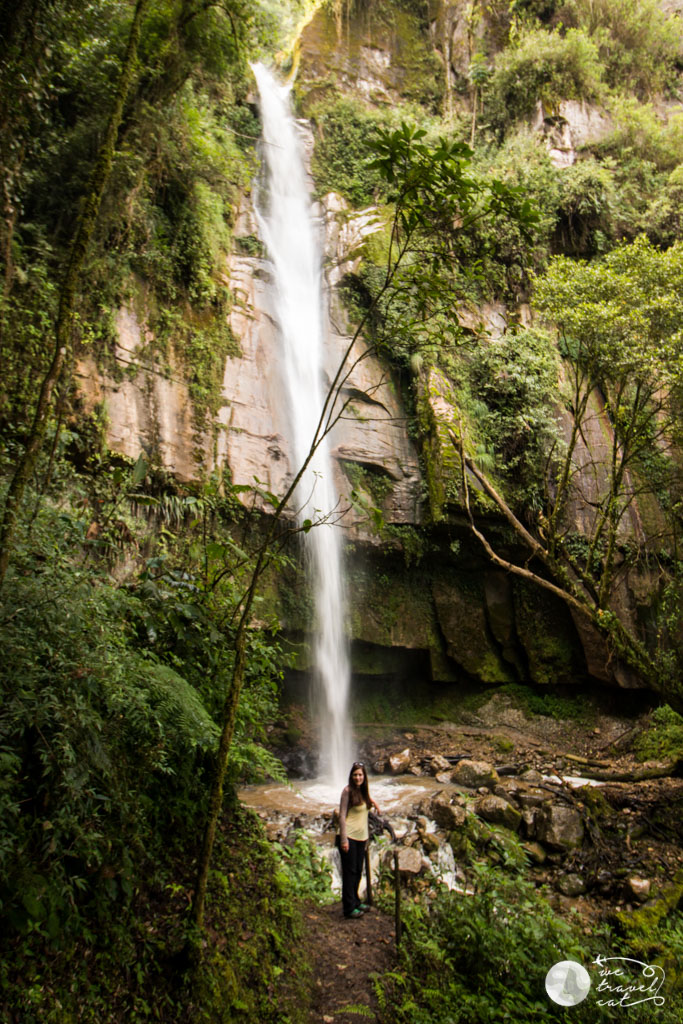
252, 62, 352, 789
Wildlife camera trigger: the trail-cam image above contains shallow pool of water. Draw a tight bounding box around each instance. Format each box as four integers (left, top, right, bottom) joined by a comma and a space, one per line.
239, 773, 448, 821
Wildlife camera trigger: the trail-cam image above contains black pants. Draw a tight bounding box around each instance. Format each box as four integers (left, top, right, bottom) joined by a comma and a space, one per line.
339, 837, 366, 917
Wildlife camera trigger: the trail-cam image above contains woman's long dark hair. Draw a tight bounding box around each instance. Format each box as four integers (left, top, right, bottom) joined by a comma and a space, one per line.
348, 762, 371, 808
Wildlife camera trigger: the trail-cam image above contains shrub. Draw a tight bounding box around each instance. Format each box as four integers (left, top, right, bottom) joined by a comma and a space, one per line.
565, 0, 683, 96
465, 326, 560, 508
375, 863, 605, 1023
486, 27, 604, 133
598, 98, 683, 173
553, 157, 617, 255
0, 564, 217, 940
645, 164, 683, 247
310, 97, 392, 205
633, 704, 683, 762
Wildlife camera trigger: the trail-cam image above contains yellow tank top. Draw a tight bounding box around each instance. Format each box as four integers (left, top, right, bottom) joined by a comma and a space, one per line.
345, 801, 369, 841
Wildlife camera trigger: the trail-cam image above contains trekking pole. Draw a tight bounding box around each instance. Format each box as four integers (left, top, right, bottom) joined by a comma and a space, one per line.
393, 850, 401, 948
365, 843, 373, 906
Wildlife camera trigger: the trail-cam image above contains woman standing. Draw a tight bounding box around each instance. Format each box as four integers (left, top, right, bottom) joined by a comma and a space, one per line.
337, 762, 380, 919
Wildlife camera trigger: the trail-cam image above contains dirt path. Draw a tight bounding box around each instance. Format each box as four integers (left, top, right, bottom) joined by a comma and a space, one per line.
302, 902, 397, 1023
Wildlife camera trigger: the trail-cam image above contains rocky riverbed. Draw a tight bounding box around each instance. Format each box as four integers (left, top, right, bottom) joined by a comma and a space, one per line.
252, 691, 683, 933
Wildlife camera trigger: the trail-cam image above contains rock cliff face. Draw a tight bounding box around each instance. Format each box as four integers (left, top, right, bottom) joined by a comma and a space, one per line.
75, 0, 660, 694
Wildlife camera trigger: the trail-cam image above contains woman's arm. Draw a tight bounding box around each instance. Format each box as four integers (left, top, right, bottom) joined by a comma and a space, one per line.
339, 787, 350, 850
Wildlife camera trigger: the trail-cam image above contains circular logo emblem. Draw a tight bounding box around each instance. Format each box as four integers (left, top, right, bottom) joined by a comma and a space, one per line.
545, 960, 591, 1006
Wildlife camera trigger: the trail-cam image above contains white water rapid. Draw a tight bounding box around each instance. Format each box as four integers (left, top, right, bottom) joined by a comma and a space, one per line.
252, 62, 352, 789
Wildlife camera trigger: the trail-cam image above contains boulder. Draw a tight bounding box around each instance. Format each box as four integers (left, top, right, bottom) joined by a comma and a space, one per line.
422, 833, 441, 854
536, 803, 584, 850
515, 786, 548, 809
494, 778, 524, 802
389, 748, 412, 774
522, 807, 539, 839
522, 841, 547, 865
430, 792, 467, 831
519, 769, 544, 785
395, 847, 424, 876
474, 794, 522, 833
452, 759, 499, 789
557, 873, 586, 897
429, 754, 452, 774
626, 877, 651, 903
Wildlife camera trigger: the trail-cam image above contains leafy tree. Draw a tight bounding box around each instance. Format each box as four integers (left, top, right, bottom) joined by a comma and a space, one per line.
457, 236, 683, 708
0, 0, 151, 588
346, 122, 538, 373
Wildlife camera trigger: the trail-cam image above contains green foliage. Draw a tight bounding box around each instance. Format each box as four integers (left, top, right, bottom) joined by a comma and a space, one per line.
496, 682, 589, 721
486, 27, 604, 133
273, 830, 335, 904
377, 856, 683, 1023
0, 442, 295, 1013
310, 98, 394, 205
535, 237, 683, 396
589, 99, 683, 243
565, 0, 682, 96
645, 163, 683, 248
0, 0, 267, 433
0, 550, 214, 944
633, 705, 683, 763
342, 459, 395, 505
375, 863, 603, 1023
465, 326, 560, 507
194, 806, 311, 1024
598, 98, 683, 173
468, 132, 561, 294
554, 157, 618, 255
347, 121, 539, 378
526, 236, 683, 692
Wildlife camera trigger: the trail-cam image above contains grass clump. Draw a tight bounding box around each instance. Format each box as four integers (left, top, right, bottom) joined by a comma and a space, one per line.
633, 705, 683, 763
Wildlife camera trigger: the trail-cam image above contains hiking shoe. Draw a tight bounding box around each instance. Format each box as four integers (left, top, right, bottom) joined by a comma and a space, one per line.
358, 903, 370, 912
346, 908, 363, 919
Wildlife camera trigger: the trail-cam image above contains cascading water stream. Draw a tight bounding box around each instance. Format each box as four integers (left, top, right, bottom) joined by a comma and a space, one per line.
252, 62, 352, 789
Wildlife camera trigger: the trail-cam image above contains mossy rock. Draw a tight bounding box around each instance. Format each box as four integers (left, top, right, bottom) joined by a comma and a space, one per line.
433, 573, 516, 685
513, 578, 585, 685
617, 867, 683, 943
416, 367, 464, 522
297, 0, 444, 113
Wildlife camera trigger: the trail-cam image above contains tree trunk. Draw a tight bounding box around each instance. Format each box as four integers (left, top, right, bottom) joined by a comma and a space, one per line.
0, 0, 149, 588
191, 600, 253, 931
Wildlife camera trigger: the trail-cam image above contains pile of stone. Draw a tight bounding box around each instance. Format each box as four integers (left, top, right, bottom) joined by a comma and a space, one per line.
376, 750, 597, 898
